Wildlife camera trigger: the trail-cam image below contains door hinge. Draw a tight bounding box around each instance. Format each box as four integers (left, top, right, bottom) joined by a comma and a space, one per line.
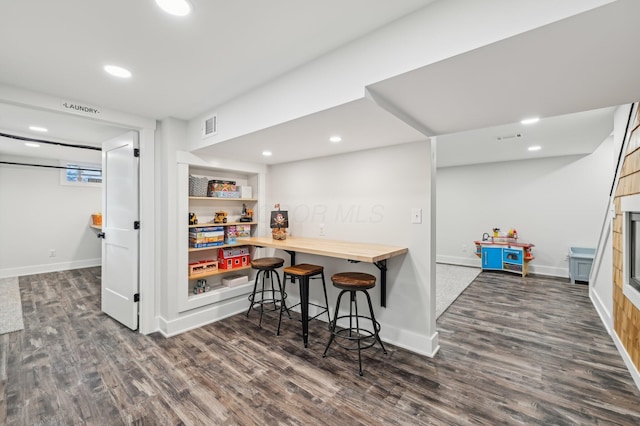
134, 148, 140, 157
134, 221, 140, 230
134, 293, 140, 302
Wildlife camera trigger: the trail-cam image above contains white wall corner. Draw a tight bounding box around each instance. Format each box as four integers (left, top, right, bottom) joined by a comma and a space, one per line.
381, 324, 440, 358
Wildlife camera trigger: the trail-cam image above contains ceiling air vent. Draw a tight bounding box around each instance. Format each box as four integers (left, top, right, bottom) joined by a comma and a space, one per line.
202, 114, 217, 138
496, 133, 522, 141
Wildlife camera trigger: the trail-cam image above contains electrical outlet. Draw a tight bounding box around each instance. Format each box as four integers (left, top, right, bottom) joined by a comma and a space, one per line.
564, 254, 569, 261
319, 223, 325, 236
49, 249, 56, 258
462, 244, 467, 253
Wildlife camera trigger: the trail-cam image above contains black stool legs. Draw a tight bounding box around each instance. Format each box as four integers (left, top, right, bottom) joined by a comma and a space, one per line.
323, 287, 386, 376
246, 268, 286, 328
278, 265, 331, 347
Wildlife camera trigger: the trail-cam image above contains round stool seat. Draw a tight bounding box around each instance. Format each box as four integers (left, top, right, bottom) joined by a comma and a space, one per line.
331, 272, 376, 290
251, 257, 284, 270
284, 263, 323, 276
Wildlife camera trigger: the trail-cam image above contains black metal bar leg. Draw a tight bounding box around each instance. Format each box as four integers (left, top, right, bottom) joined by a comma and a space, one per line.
246, 269, 262, 317
320, 271, 331, 323
324, 289, 347, 357
354, 291, 363, 376
277, 272, 288, 335
364, 289, 387, 354
284, 250, 296, 283
258, 271, 266, 328
300, 275, 310, 348
374, 260, 388, 307
268, 270, 278, 311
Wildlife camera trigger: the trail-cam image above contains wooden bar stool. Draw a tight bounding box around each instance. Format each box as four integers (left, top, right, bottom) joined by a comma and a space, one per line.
278, 263, 331, 347
323, 272, 387, 376
246, 257, 286, 328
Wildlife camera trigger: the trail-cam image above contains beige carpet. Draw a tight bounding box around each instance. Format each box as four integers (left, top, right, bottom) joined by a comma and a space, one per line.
436, 263, 481, 319
0, 276, 25, 334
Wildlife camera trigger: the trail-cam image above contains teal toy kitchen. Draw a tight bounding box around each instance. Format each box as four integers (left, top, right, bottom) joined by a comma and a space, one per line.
474, 228, 534, 277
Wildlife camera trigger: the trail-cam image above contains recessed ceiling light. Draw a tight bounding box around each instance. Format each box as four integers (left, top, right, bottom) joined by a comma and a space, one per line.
521, 117, 540, 125
528, 145, 542, 151
25, 142, 40, 148
329, 136, 342, 143
104, 65, 132, 78
155, 0, 191, 16
262, 151, 272, 157
28, 125, 48, 132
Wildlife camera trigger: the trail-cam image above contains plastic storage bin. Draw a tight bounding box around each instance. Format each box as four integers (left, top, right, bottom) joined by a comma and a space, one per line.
569, 247, 596, 284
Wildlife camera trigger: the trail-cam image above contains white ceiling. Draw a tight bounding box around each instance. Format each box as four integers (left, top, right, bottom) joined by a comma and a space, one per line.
0, 0, 435, 120
194, 0, 640, 167
0, 0, 638, 167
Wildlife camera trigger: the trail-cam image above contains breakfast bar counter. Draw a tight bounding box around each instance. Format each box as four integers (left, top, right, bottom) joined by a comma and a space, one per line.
244, 236, 408, 307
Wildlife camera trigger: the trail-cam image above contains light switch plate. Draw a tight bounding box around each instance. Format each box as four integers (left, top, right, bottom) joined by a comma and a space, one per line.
411, 208, 422, 224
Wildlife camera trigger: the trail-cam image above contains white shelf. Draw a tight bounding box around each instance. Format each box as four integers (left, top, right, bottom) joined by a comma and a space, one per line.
188, 265, 252, 280
189, 221, 257, 228
179, 162, 262, 316
184, 281, 254, 311
189, 196, 257, 202
188, 242, 253, 253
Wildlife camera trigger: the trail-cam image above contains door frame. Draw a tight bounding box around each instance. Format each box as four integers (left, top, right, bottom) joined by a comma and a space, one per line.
0, 84, 157, 334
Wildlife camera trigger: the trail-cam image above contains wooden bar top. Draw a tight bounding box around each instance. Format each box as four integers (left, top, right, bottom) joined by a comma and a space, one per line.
244, 236, 408, 263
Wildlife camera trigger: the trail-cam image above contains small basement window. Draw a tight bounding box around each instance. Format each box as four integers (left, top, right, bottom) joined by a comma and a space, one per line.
630, 212, 640, 292
59, 161, 102, 187
621, 194, 640, 309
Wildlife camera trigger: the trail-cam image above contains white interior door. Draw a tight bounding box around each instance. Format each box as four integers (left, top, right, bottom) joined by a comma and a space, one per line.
101, 131, 139, 330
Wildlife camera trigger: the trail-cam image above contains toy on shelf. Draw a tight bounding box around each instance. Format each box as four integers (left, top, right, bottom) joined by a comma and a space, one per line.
239, 203, 253, 222
189, 212, 198, 225
270, 204, 289, 240
214, 211, 228, 224
193, 279, 211, 294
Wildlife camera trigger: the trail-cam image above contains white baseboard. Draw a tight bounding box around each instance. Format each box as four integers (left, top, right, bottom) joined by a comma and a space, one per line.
612, 329, 640, 392
0, 258, 101, 279
589, 286, 612, 335
436, 255, 480, 268
436, 254, 568, 278
157, 297, 249, 337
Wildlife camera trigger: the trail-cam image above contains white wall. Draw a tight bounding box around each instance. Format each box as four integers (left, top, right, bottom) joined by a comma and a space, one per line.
267, 140, 437, 356
155, 118, 188, 322
0, 155, 101, 277
436, 137, 614, 277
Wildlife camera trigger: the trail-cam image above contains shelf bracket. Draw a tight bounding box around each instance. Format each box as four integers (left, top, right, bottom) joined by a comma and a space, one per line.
373, 259, 388, 307
348, 259, 388, 307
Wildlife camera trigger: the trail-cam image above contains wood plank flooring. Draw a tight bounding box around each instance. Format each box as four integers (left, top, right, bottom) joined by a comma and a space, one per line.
2, 267, 640, 425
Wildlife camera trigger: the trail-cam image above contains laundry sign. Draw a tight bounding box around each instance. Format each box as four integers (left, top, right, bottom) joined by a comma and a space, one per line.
60, 101, 101, 116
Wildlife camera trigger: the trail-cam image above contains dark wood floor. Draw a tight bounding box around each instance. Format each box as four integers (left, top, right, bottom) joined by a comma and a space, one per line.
2, 268, 640, 425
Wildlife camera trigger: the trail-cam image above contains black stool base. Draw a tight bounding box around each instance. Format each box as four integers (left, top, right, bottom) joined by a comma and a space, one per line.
279, 270, 331, 347
246, 268, 287, 329
323, 288, 386, 376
